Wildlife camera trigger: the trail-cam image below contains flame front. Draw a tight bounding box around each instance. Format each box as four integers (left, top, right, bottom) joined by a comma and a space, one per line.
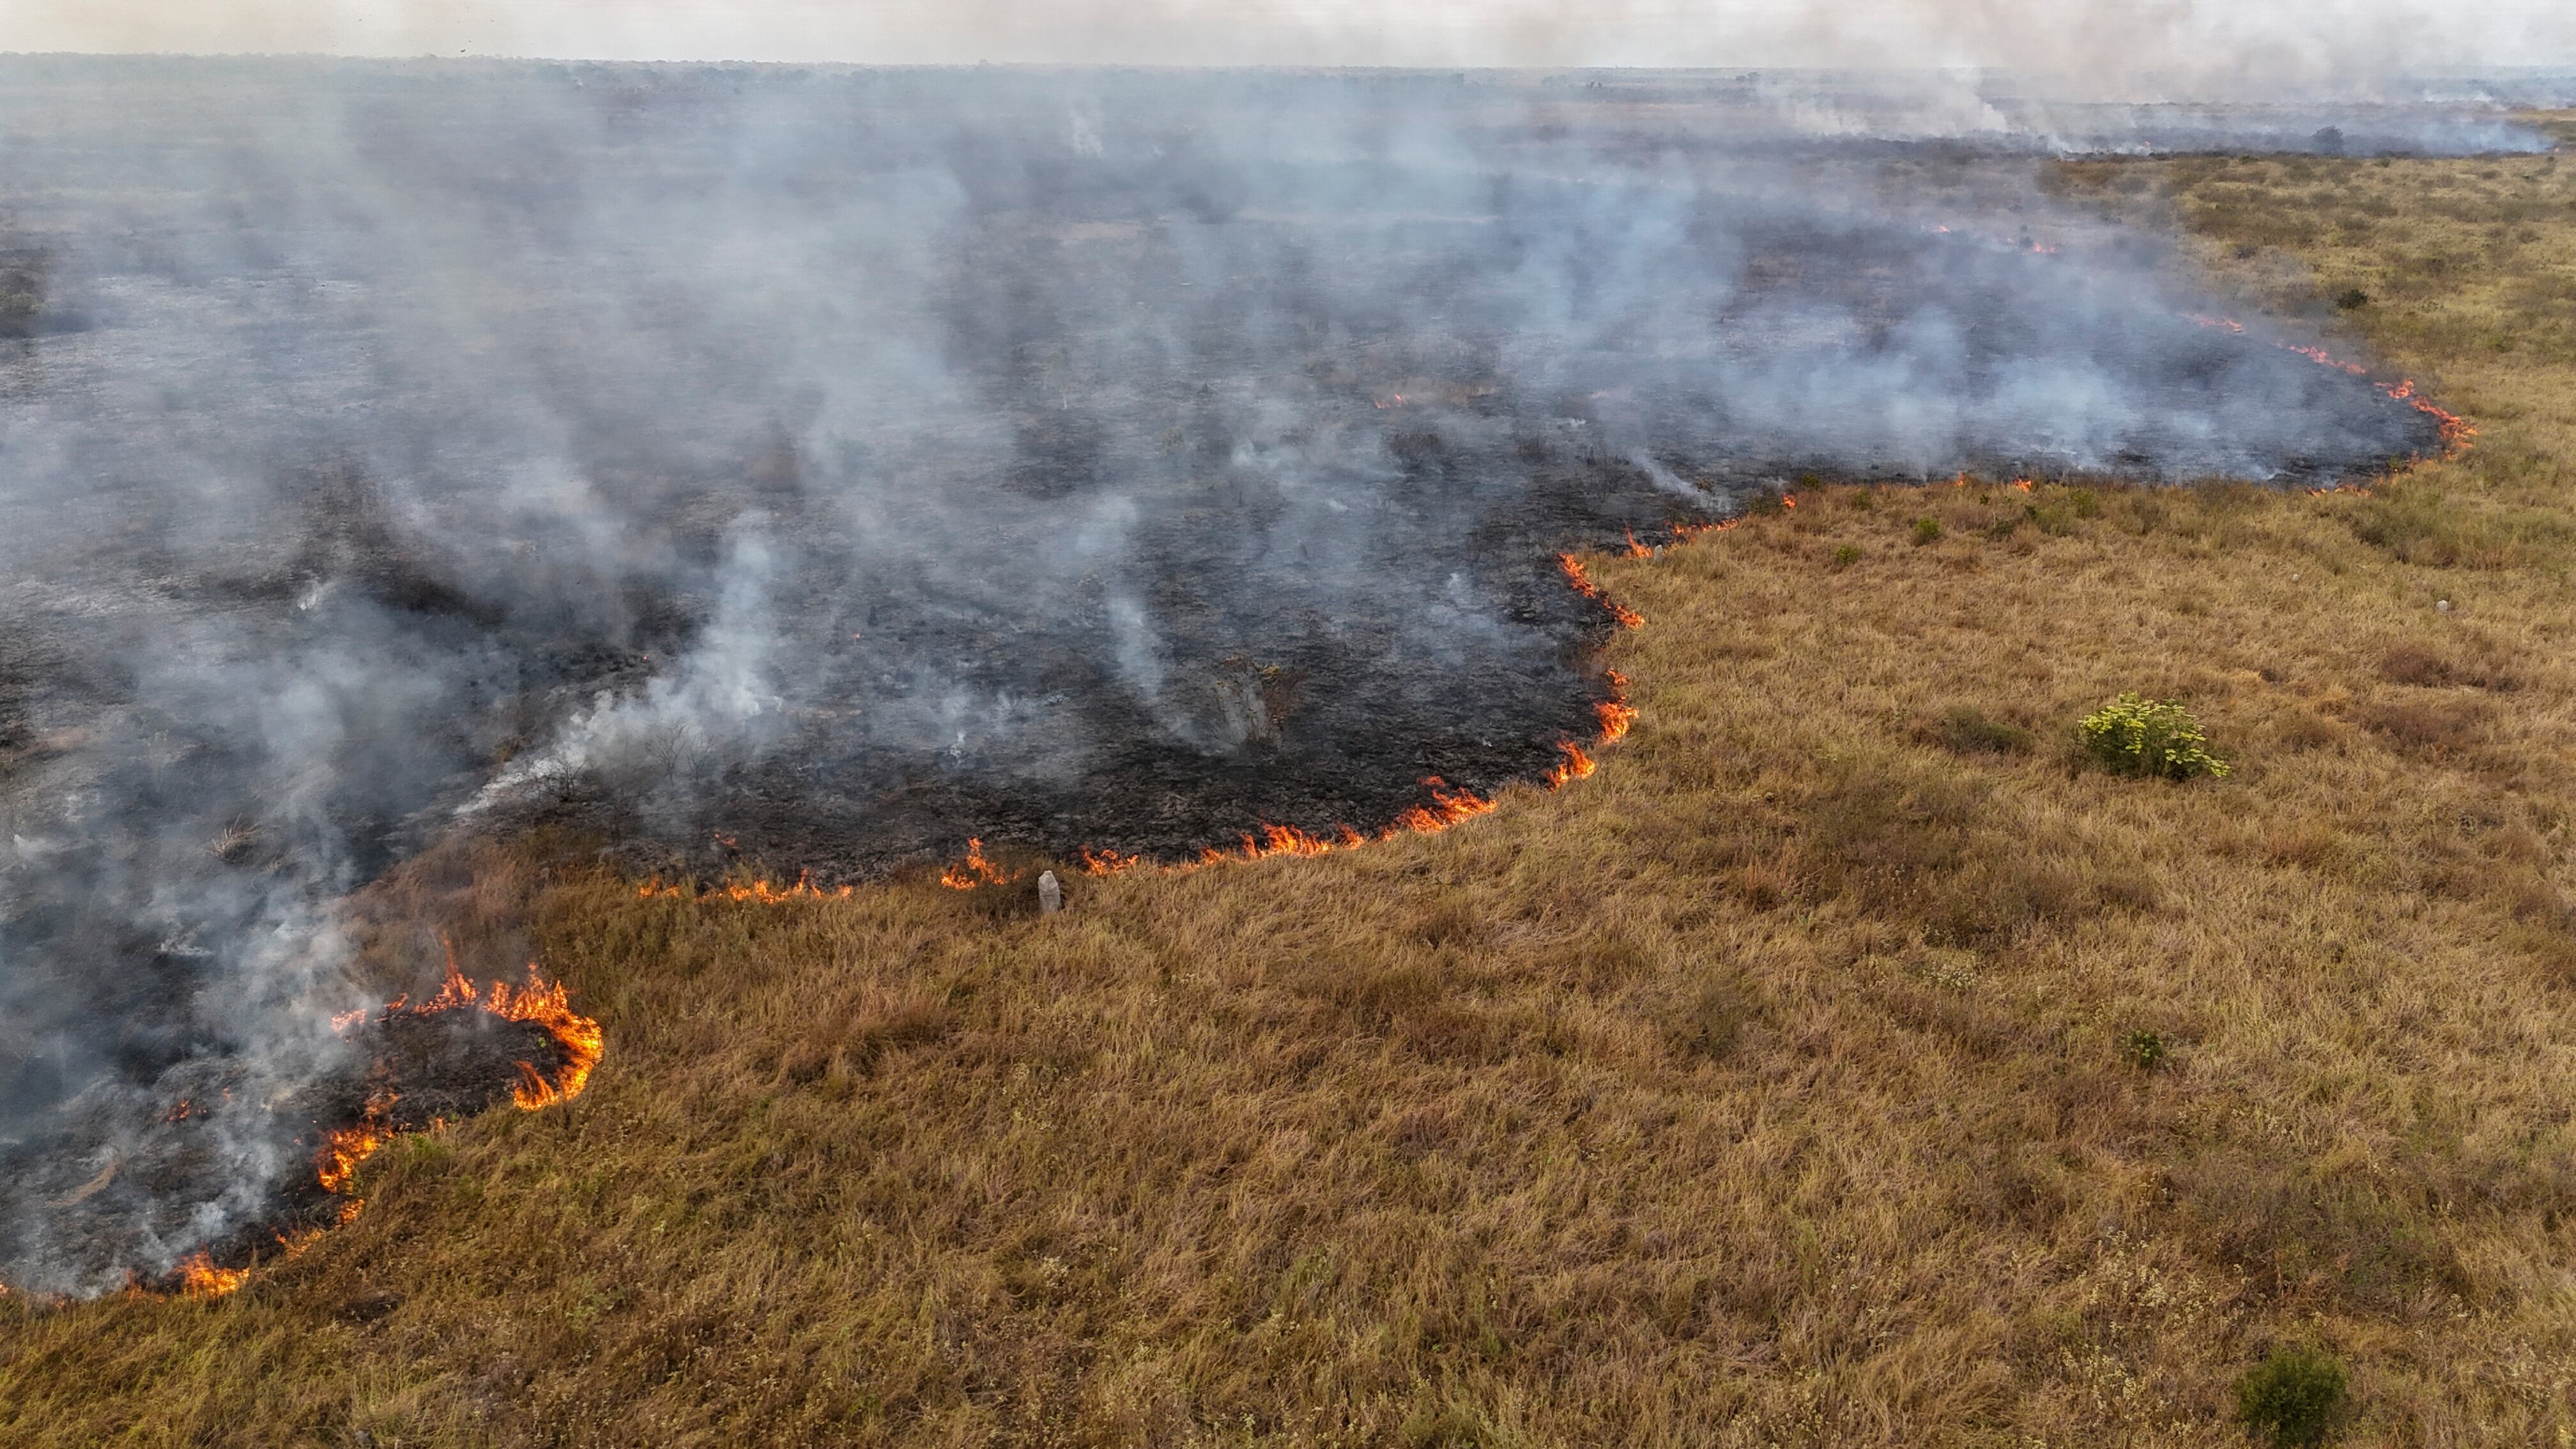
1080, 847, 1144, 877
2186, 315, 2474, 460
1558, 554, 1644, 629
648, 546, 1654, 894
640, 868, 854, 902
939, 837, 1018, 890
317, 1114, 392, 1197
170, 951, 602, 1301
177, 1252, 249, 1300
322, 953, 603, 1203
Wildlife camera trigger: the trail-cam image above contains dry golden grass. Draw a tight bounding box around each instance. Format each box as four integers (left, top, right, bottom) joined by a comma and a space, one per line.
8, 128, 2576, 1446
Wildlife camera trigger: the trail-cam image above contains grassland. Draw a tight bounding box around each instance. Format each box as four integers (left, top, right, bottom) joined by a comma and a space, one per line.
7, 127, 2576, 1446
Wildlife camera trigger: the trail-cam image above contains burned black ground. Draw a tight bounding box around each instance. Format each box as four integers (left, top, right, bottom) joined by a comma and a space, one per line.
0, 59, 2459, 1294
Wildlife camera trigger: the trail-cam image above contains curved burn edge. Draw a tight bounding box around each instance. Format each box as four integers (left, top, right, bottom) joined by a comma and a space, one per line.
0, 956, 607, 1305
641, 546, 1667, 903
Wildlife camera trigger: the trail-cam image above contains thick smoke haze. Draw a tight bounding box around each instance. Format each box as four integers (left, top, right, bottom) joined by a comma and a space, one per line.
0, 59, 2478, 1294
8, 0, 2576, 80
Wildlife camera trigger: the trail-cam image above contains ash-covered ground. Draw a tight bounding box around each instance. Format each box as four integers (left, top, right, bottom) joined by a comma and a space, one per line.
0, 59, 2467, 1294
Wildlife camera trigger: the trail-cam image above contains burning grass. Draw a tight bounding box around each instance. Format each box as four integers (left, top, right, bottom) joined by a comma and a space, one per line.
6, 132, 2576, 1445
79, 947, 605, 1304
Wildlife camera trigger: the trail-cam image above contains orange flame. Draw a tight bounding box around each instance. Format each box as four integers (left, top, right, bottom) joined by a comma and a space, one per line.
1080, 847, 1144, 877
1556, 554, 1643, 629
19, 949, 604, 1304
177, 1252, 249, 1300
1545, 742, 1597, 788
639, 869, 855, 903
2191, 316, 2474, 461
625, 554, 1650, 896
1667, 517, 1740, 543
316, 1118, 391, 1197
2380, 378, 2475, 455
1389, 777, 1502, 835
938, 837, 1019, 891
1076, 664, 1632, 877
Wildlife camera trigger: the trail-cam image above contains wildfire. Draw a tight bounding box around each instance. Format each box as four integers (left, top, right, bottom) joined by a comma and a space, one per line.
172, 949, 602, 1301
1389, 776, 1503, 834
639, 870, 855, 903
316, 1114, 392, 1196
938, 837, 1018, 890
2282, 342, 2368, 375
2187, 313, 2474, 460
1596, 688, 1637, 744
1080, 846, 1144, 877
2382, 378, 2475, 454
1045, 553, 1645, 880
177, 1252, 249, 1300
1666, 517, 1740, 543
654, 548, 1652, 895
1556, 554, 1644, 629
1545, 742, 1597, 788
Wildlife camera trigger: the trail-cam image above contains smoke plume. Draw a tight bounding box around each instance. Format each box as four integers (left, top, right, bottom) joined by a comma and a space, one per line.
0, 57, 2475, 1294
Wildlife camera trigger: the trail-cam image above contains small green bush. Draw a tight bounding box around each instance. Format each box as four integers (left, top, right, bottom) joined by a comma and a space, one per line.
1830, 544, 1862, 570
2333, 287, 2370, 310
1912, 517, 1943, 546
2235, 1344, 2349, 1447
2124, 1029, 2166, 1070
2079, 694, 2230, 780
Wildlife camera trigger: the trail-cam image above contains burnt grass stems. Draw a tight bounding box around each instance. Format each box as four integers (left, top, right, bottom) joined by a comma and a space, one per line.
7, 134, 2576, 1445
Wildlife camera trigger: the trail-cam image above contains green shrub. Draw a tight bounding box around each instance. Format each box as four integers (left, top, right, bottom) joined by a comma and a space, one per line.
2333, 287, 2370, 310
1830, 544, 1862, 570
2124, 1029, 2166, 1070
2079, 694, 2230, 779
2235, 1344, 2349, 1447
1912, 517, 1943, 546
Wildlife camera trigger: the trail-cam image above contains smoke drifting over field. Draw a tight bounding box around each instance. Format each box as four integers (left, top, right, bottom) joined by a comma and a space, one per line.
14, 0, 2575, 80
0, 59, 2473, 1294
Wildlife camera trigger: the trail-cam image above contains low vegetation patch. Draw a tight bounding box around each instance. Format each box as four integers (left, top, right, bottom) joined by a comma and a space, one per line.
2124, 1027, 2167, 1070
1922, 704, 2035, 756
2236, 1344, 2352, 1447
2079, 693, 2232, 779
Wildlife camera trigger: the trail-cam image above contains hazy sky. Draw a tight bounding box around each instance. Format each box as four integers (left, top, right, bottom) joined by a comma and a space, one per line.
3, 1, 2570, 81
